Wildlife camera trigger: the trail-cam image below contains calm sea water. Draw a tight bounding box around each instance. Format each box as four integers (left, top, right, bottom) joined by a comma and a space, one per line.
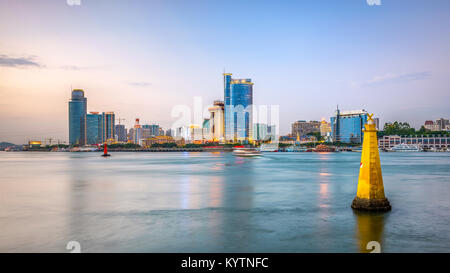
0, 151, 449, 253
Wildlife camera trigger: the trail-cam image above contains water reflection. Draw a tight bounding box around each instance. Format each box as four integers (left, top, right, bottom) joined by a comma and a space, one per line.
216, 156, 255, 250
353, 211, 387, 253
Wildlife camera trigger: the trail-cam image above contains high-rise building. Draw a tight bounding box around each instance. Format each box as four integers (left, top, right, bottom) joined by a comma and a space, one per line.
131, 118, 142, 144
253, 123, 268, 141
115, 124, 127, 142
267, 125, 277, 141
320, 120, 332, 137
165, 129, 173, 137
68, 89, 87, 146
223, 73, 253, 142
291, 120, 321, 137
101, 112, 115, 142
87, 112, 102, 144
142, 124, 160, 136
331, 108, 368, 143
436, 118, 449, 131
208, 100, 225, 142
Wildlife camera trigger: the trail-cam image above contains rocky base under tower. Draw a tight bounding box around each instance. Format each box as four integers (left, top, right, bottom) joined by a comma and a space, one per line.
351, 197, 391, 212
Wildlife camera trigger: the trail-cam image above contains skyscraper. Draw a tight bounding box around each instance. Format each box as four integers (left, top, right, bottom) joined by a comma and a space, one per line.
87, 112, 102, 144
208, 100, 225, 142
68, 89, 87, 146
102, 112, 115, 142
115, 124, 127, 142
223, 73, 253, 143
142, 124, 160, 137
331, 108, 368, 143
253, 123, 268, 141
132, 118, 142, 144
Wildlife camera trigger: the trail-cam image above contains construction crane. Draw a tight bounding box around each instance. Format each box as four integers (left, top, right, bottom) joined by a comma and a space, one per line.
116, 118, 126, 125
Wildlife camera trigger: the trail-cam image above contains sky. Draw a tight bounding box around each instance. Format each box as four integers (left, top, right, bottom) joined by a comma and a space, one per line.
0, 0, 449, 144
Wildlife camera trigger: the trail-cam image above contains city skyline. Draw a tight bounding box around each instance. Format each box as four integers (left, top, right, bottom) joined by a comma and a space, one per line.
1, 0, 450, 143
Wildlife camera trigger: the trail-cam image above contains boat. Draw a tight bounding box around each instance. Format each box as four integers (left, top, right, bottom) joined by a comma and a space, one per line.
389, 143, 422, 152
313, 144, 336, 152
259, 143, 279, 152
233, 147, 261, 157
285, 145, 309, 152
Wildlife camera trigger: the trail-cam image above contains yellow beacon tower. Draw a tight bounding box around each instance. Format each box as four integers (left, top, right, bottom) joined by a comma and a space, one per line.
351, 114, 391, 212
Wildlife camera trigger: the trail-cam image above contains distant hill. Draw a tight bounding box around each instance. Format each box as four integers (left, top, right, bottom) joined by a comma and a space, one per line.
0, 142, 18, 149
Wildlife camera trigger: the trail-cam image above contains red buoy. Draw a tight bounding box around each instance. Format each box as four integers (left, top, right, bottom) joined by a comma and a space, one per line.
101, 143, 111, 157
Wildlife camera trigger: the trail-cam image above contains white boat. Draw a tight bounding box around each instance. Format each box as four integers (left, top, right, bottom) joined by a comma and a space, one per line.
233, 148, 262, 157
285, 145, 308, 152
389, 143, 422, 152
259, 143, 279, 152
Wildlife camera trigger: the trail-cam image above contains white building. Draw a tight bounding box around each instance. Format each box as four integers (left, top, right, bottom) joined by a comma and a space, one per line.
208, 100, 225, 142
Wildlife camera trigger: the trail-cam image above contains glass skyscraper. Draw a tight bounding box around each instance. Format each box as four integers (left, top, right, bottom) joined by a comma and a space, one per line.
86, 112, 102, 144
223, 73, 253, 142
102, 112, 115, 142
142, 124, 160, 137
331, 109, 368, 143
68, 89, 87, 146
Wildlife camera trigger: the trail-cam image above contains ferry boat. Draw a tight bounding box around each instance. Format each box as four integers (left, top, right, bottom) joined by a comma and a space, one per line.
389, 143, 423, 152
313, 144, 336, 152
69, 146, 98, 152
285, 145, 309, 152
233, 147, 262, 157
259, 143, 279, 152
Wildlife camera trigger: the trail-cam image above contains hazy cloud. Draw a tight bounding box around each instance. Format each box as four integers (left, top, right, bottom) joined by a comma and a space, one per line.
60, 65, 102, 71
0, 55, 42, 68
352, 71, 431, 88
128, 82, 152, 87
60, 65, 85, 71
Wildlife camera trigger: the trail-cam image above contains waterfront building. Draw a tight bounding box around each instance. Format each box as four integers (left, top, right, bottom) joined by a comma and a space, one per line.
28, 141, 42, 148
436, 118, 449, 131
131, 118, 142, 145
424, 120, 439, 131
320, 120, 332, 137
142, 124, 160, 137
253, 123, 268, 141
142, 127, 152, 139
165, 129, 173, 137
86, 112, 102, 144
208, 100, 225, 142
202, 118, 211, 140
267, 125, 277, 141
291, 120, 321, 137
115, 124, 127, 142
373, 118, 380, 131
378, 135, 449, 150
331, 109, 368, 143
424, 118, 449, 131
101, 112, 115, 143
141, 136, 176, 147
223, 73, 253, 143
68, 89, 87, 146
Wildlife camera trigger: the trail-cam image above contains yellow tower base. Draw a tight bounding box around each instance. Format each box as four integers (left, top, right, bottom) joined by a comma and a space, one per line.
351, 114, 391, 212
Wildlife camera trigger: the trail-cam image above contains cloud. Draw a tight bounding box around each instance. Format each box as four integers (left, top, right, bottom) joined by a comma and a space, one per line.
353, 71, 431, 88
60, 65, 103, 71
60, 65, 85, 71
128, 82, 152, 87
0, 55, 42, 68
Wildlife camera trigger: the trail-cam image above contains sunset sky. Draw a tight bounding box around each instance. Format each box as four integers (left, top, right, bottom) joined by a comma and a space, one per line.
1, 0, 449, 144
